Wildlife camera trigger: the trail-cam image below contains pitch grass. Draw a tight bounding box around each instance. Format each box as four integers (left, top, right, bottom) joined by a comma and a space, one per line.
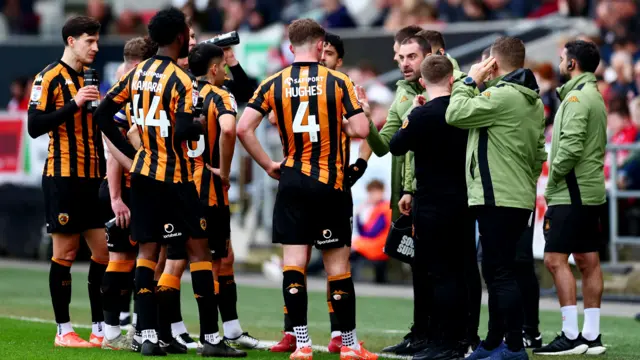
0, 268, 639, 359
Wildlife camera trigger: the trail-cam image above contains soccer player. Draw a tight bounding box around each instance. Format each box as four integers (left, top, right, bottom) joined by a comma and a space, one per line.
446, 37, 547, 360
534, 40, 607, 356
271, 31, 346, 354
187, 42, 261, 349
27, 15, 108, 348
100, 36, 157, 350
238, 18, 375, 360
95, 7, 245, 357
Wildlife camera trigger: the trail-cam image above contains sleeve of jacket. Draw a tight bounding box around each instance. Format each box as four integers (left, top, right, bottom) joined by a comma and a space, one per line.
534, 119, 548, 180
446, 82, 503, 129
549, 98, 588, 184
366, 95, 403, 157
403, 151, 415, 193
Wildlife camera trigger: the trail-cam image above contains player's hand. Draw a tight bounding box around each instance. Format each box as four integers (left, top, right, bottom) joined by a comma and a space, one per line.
74, 86, 100, 107
413, 95, 426, 108
398, 194, 413, 216
346, 158, 367, 188
266, 161, 282, 180
468, 56, 496, 86
355, 85, 371, 118
195, 114, 206, 126
223, 47, 239, 67
111, 197, 131, 228
205, 164, 231, 191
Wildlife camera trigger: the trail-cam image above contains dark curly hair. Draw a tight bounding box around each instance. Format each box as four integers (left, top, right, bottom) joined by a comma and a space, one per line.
147, 7, 187, 46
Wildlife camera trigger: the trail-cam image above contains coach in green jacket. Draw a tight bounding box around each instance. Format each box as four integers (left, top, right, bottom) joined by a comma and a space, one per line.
534, 40, 608, 356
446, 37, 546, 360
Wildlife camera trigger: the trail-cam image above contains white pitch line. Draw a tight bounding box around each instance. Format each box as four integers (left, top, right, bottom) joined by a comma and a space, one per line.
1, 315, 411, 359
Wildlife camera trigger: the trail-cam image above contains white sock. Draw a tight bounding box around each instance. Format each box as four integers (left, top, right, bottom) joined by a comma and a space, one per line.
204, 332, 222, 345
92, 321, 105, 336
342, 329, 359, 349
331, 331, 341, 339
561, 305, 579, 340
141, 329, 158, 344
171, 321, 189, 336
285, 331, 295, 336
119, 312, 130, 321
57, 322, 74, 336
293, 325, 311, 348
106, 325, 122, 341
132, 313, 138, 327
223, 319, 243, 339
582, 308, 601, 341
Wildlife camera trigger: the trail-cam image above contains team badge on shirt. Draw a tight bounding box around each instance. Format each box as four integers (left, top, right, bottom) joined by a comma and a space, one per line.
58, 213, 69, 226
30, 85, 42, 105
401, 119, 409, 129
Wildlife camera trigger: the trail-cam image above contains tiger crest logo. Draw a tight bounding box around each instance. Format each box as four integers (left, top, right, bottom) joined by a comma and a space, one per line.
58, 213, 69, 226
200, 218, 207, 231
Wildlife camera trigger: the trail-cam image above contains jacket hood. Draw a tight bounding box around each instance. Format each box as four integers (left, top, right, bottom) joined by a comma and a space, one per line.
501, 68, 540, 104
556, 72, 597, 101
396, 79, 424, 94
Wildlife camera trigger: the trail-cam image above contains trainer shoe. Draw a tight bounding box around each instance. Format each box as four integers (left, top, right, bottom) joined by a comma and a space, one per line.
291, 346, 313, 360
54, 332, 93, 348
201, 340, 247, 357
226, 332, 261, 349
396, 337, 430, 355
89, 333, 104, 347
132, 330, 142, 352
485, 348, 529, 360
532, 332, 588, 355
141, 341, 167, 356
271, 332, 296, 352
174, 332, 198, 350
160, 338, 187, 354
466, 341, 506, 360
381, 332, 412, 353
328, 335, 342, 353
340, 342, 378, 360
523, 332, 542, 349
102, 334, 133, 350
413, 341, 464, 360
578, 334, 606, 355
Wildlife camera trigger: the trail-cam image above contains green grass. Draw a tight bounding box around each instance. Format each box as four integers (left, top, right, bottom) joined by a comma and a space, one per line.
0, 267, 639, 359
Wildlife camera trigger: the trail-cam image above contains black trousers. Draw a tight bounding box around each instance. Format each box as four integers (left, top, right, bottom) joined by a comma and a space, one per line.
515, 208, 540, 335
475, 205, 531, 350
413, 202, 476, 344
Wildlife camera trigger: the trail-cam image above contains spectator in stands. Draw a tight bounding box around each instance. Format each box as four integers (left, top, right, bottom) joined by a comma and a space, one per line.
609, 51, 638, 100
7, 76, 28, 112
350, 180, 391, 283
0, 0, 38, 34
322, 0, 357, 29
618, 97, 640, 190
116, 10, 145, 35
222, 0, 245, 32
461, 0, 490, 21
634, 60, 640, 95
266, 21, 294, 74
605, 96, 638, 179
86, 0, 113, 35
613, 36, 640, 63
533, 62, 559, 126
406, 2, 440, 26
438, 0, 466, 22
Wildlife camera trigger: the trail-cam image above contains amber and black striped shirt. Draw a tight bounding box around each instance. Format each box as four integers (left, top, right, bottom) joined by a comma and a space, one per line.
28, 61, 106, 178
190, 81, 237, 207
247, 62, 362, 190
106, 55, 198, 183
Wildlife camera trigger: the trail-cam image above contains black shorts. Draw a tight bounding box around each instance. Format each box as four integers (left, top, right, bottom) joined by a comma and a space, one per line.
99, 179, 136, 253
205, 205, 231, 260
42, 176, 106, 234
130, 174, 207, 251
544, 205, 602, 254
273, 168, 352, 249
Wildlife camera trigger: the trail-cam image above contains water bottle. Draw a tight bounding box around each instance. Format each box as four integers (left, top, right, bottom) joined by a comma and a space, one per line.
200, 31, 240, 47
84, 68, 100, 112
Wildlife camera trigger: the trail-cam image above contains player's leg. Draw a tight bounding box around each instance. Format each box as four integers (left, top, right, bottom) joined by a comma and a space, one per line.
462, 213, 481, 355
161, 258, 195, 350
84, 228, 109, 346
156, 252, 189, 354
515, 210, 542, 349
282, 245, 313, 355
101, 250, 136, 350
119, 268, 135, 326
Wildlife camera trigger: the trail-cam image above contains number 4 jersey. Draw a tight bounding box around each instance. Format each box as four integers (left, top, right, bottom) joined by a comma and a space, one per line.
247, 62, 362, 190
106, 55, 199, 183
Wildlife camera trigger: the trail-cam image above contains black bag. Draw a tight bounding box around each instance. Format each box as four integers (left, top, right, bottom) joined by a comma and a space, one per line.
383, 214, 415, 264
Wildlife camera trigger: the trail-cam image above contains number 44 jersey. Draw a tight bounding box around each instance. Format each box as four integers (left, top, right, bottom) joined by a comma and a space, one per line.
106, 55, 198, 183
247, 62, 362, 191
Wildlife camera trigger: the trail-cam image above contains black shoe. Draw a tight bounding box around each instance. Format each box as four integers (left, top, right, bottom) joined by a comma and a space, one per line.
132, 331, 142, 353
532, 332, 588, 355
201, 340, 247, 357
159, 338, 187, 354
381, 332, 413, 353
413, 342, 464, 360
141, 340, 167, 356
523, 332, 542, 349
396, 337, 431, 355
578, 334, 606, 355
461, 335, 481, 356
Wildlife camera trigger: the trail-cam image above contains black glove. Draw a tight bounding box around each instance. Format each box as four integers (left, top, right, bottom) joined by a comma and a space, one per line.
346, 158, 367, 188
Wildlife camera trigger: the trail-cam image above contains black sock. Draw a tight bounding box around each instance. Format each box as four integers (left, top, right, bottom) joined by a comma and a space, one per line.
282, 268, 307, 327
89, 258, 107, 323
157, 273, 181, 342
190, 262, 219, 342
328, 273, 356, 332
50, 258, 72, 324
135, 260, 157, 332
119, 268, 135, 314
102, 266, 130, 326
168, 289, 183, 326
327, 282, 340, 333
284, 307, 293, 332
218, 275, 239, 322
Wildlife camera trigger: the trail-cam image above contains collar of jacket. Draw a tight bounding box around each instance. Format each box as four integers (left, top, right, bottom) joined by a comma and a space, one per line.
556, 72, 597, 101
395, 79, 424, 94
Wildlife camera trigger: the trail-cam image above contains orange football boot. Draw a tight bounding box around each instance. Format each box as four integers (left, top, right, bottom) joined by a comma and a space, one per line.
54, 332, 93, 348
340, 342, 378, 360
290, 346, 313, 360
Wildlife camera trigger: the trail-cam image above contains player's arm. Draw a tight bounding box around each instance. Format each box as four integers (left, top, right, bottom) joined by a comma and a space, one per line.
27, 72, 98, 138
223, 47, 258, 103
104, 134, 130, 227
445, 81, 501, 129
95, 71, 137, 160
365, 98, 401, 157
175, 75, 204, 141
340, 78, 369, 138
216, 90, 239, 184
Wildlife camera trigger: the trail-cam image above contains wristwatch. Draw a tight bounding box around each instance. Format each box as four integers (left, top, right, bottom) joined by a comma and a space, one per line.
463, 76, 477, 88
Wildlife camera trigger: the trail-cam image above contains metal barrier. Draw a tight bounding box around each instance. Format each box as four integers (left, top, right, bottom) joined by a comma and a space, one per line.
607, 143, 640, 264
